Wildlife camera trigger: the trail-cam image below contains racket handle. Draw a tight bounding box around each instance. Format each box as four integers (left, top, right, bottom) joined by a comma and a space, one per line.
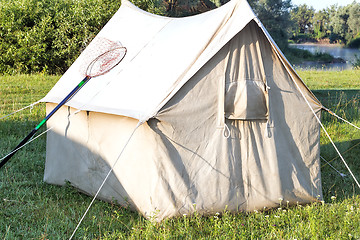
0, 129, 38, 169
0, 76, 91, 170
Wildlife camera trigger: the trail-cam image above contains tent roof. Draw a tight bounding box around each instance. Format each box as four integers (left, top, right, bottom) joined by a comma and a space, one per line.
42, 0, 312, 122
42, 0, 258, 121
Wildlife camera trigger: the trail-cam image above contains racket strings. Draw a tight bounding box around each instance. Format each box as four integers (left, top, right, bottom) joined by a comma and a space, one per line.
86, 47, 127, 77
80, 37, 126, 77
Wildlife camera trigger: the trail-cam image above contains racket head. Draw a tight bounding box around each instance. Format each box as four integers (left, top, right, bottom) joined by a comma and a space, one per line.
86, 46, 127, 78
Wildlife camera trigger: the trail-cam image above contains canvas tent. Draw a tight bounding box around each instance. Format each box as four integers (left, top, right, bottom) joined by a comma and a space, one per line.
41, 0, 323, 220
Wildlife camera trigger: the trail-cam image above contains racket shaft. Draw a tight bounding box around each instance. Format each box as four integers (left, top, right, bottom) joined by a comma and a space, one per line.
36, 76, 90, 130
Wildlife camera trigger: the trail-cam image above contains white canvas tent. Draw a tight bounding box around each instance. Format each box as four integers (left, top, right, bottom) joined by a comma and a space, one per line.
41, 0, 323, 220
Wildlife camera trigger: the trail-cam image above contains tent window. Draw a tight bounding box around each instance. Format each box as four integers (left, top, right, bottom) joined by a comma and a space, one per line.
225, 79, 268, 120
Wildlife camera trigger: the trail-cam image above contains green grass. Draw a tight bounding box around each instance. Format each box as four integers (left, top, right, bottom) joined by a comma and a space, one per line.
1, 71, 360, 239
298, 69, 360, 90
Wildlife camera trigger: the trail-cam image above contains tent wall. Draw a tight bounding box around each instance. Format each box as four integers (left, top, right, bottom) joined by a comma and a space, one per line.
44, 20, 322, 220
151, 20, 322, 215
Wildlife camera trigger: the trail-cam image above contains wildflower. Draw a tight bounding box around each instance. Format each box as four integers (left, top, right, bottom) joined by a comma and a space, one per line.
265, 215, 269, 218
215, 212, 220, 215
183, 213, 187, 217
331, 196, 336, 201
274, 215, 280, 218
254, 210, 259, 213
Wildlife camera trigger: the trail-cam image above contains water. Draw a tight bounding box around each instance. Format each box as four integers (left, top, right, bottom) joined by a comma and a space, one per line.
290, 43, 360, 70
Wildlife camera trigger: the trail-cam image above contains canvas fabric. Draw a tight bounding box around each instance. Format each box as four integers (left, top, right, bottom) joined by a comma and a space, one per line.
44, 19, 323, 220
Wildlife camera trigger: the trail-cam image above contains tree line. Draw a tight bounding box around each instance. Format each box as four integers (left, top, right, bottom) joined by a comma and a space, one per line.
0, 0, 359, 75
290, 2, 360, 47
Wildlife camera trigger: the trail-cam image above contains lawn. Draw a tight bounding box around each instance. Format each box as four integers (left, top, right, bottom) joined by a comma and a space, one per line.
1, 70, 360, 239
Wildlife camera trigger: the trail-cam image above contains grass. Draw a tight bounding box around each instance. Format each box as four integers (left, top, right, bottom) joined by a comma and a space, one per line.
298, 69, 360, 90
1, 70, 360, 239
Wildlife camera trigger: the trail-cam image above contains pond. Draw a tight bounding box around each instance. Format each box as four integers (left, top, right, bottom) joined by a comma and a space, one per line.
289, 43, 360, 70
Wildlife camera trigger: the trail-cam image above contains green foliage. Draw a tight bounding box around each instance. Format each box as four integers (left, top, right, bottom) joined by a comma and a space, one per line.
167, 0, 293, 50
353, 54, 360, 69
313, 52, 334, 62
249, 0, 292, 51
347, 37, 360, 49
285, 47, 335, 64
290, 2, 360, 46
289, 33, 317, 43
131, 0, 167, 15
0, 0, 121, 75
290, 4, 315, 34
347, 3, 360, 42
0, 0, 358, 75
313, 9, 330, 39
331, 3, 360, 45
159, 0, 218, 17
1, 73, 360, 238
0, 0, 294, 74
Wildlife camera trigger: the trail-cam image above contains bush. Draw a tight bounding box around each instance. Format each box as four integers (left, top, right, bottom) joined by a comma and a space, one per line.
347, 37, 360, 49
289, 33, 317, 43
285, 47, 313, 63
0, 0, 121, 75
353, 54, 360, 69
313, 52, 334, 62
284, 47, 335, 64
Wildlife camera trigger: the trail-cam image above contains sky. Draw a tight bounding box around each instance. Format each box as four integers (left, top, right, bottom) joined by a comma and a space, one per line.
291, 0, 359, 10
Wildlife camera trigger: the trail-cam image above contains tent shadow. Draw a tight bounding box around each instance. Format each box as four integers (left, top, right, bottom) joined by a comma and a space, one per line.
43, 129, 136, 210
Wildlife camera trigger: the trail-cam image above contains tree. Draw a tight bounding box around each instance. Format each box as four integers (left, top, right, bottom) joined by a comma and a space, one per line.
131, 0, 167, 15
347, 2, 360, 40
326, 2, 360, 45
163, 0, 218, 17
290, 4, 315, 34
329, 5, 350, 43
312, 9, 330, 39
159, 0, 293, 51
248, 0, 292, 50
